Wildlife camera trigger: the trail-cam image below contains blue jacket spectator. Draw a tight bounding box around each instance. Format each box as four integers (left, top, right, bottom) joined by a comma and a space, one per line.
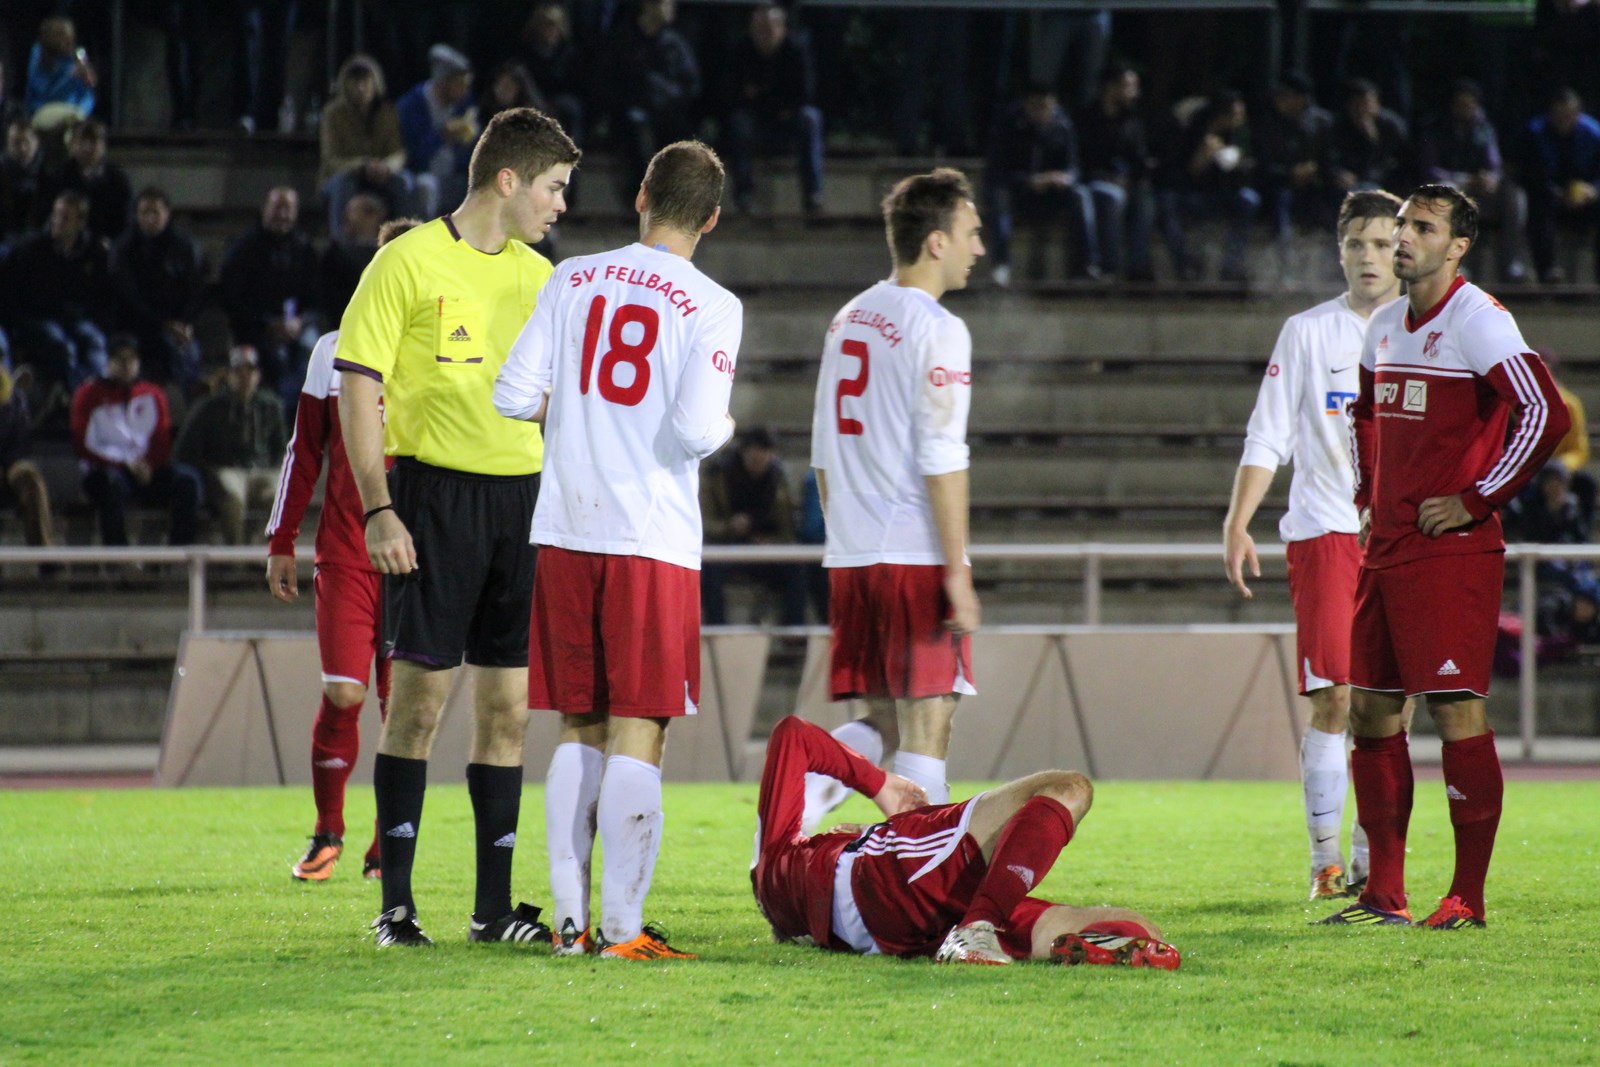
25, 16, 95, 131
1521, 87, 1600, 284
395, 44, 478, 219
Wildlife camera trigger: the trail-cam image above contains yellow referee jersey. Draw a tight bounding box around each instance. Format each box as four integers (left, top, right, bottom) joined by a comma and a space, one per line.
336, 216, 550, 476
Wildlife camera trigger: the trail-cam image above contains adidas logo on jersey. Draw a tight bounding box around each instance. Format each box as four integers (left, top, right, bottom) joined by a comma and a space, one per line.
1447, 784, 1468, 801
493, 832, 517, 848
313, 757, 349, 770
1007, 864, 1036, 890
1437, 659, 1461, 676
448, 324, 471, 341
385, 822, 417, 838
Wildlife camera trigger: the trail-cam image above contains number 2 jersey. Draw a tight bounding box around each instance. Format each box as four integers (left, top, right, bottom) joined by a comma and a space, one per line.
809, 281, 972, 568
1351, 276, 1569, 569
494, 242, 741, 569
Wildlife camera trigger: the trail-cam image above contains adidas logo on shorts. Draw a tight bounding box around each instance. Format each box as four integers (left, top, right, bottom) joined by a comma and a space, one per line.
1437, 659, 1461, 676
385, 821, 417, 838
493, 832, 517, 848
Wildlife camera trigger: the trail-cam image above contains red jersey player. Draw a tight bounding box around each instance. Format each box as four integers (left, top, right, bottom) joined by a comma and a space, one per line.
267, 218, 418, 882
752, 715, 1180, 968
494, 141, 740, 960
804, 168, 983, 828
1320, 185, 1569, 929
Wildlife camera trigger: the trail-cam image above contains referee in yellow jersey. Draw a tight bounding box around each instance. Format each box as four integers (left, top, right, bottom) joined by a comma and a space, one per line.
335, 108, 580, 948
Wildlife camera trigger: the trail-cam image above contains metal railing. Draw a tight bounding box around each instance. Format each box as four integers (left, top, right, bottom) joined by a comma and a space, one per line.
2, 541, 1594, 758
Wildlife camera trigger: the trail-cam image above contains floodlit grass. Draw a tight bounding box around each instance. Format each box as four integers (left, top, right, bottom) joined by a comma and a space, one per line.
3, 779, 1596, 1065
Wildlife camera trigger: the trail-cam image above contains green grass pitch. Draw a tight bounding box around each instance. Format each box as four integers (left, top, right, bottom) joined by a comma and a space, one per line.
4, 778, 1597, 1065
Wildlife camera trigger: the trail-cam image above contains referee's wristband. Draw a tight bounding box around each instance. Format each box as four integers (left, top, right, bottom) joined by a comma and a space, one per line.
363, 503, 395, 525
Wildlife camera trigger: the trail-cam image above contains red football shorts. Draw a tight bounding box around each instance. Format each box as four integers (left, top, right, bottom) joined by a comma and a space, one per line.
844, 797, 1045, 959
528, 546, 701, 718
828, 564, 975, 701
314, 563, 384, 686
1350, 551, 1504, 697
1285, 532, 1361, 695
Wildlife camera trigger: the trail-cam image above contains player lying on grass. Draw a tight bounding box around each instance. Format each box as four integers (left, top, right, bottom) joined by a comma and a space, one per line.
751, 715, 1180, 967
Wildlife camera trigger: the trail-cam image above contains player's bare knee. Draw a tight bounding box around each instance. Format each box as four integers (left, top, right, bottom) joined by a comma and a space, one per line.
323, 681, 367, 709
379, 706, 442, 758
1308, 685, 1350, 734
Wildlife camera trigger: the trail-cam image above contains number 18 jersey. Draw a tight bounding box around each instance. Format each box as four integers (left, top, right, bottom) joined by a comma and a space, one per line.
495, 242, 741, 570
810, 281, 972, 568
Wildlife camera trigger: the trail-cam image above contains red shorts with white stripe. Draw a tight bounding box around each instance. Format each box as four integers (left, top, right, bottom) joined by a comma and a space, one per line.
838, 797, 1038, 959
314, 563, 384, 687
1350, 551, 1503, 698
528, 546, 701, 718
828, 564, 975, 700
1285, 533, 1361, 695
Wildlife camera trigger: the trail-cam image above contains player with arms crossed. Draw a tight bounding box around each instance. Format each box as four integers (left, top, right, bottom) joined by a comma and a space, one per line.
494, 140, 740, 961
267, 218, 420, 883
1321, 185, 1569, 929
1224, 190, 1403, 901
752, 715, 1181, 968
804, 168, 982, 828
337, 108, 580, 948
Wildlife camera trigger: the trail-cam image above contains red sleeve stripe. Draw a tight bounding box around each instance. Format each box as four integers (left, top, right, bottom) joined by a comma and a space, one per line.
1477, 353, 1549, 499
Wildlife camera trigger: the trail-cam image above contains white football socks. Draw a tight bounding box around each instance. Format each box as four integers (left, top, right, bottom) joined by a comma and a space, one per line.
802, 719, 885, 834
1300, 727, 1348, 872
597, 754, 664, 945
893, 750, 948, 805
545, 742, 603, 936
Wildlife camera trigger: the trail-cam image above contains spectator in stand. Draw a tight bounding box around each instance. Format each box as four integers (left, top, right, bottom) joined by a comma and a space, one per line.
1256, 71, 1334, 243
0, 115, 49, 242
0, 363, 57, 553
25, 16, 95, 132
521, 2, 586, 147
234, 1, 297, 134
52, 119, 132, 242
1158, 90, 1260, 283
1521, 86, 1600, 285
6, 189, 110, 390
700, 426, 807, 627
1077, 62, 1156, 282
396, 43, 478, 219
608, 0, 701, 211
1327, 78, 1412, 196
725, 4, 824, 216
218, 185, 321, 407
988, 85, 1094, 286
71, 335, 202, 546
109, 186, 205, 389
319, 54, 413, 238
175, 344, 286, 544
320, 191, 387, 320
477, 60, 543, 125
1419, 79, 1526, 284
1538, 347, 1595, 531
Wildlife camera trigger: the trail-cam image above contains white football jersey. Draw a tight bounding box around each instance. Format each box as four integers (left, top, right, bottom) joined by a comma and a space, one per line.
494, 242, 740, 569
810, 281, 972, 567
1239, 294, 1366, 542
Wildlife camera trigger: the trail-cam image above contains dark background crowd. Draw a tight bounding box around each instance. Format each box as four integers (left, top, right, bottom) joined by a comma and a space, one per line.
0, 0, 1599, 596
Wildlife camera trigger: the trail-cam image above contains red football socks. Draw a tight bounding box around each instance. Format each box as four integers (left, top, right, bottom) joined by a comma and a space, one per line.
1440, 731, 1502, 918
310, 695, 362, 837
1352, 732, 1414, 914
962, 795, 1076, 929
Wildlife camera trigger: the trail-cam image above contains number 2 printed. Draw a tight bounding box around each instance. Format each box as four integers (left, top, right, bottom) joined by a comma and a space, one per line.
580, 295, 658, 407
836, 338, 869, 435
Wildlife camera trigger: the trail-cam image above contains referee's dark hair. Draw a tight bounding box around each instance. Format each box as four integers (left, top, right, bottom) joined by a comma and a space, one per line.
1336, 189, 1403, 241
1405, 182, 1479, 248
468, 106, 580, 192
641, 140, 725, 234
882, 167, 974, 269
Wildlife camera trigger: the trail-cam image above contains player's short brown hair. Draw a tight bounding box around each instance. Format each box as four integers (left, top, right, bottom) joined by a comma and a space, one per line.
1336, 189, 1403, 240
642, 140, 725, 233
1405, 182, 1479, 247
378, 217, 423, 246
882, 168, 974, 268
467, 106, 580, 192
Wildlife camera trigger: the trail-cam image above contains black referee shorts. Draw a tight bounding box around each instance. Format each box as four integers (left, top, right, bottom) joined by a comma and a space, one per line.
383, 457, 539, 669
